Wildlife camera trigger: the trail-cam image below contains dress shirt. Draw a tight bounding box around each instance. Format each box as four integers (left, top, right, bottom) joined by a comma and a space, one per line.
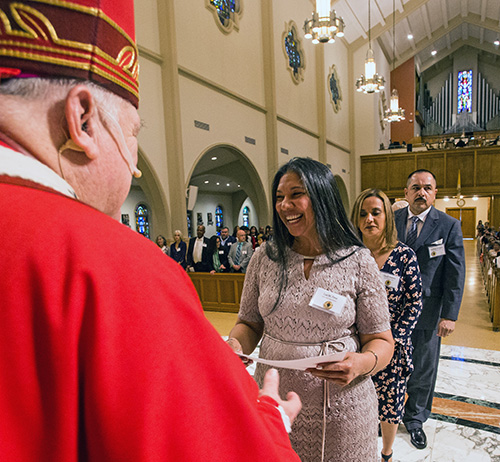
193, 237, 204, 263
406, 207, 432, 239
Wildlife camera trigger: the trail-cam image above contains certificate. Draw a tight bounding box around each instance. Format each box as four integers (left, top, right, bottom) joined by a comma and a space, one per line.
237, 351, 346, 371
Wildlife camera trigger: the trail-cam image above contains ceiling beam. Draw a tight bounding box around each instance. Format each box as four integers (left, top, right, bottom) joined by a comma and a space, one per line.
419, 38, 500, 73
394, 13, 500, 67
350, 0, 431, 52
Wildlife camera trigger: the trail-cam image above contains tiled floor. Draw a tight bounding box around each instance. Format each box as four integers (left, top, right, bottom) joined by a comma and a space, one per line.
205, 240, 500, 461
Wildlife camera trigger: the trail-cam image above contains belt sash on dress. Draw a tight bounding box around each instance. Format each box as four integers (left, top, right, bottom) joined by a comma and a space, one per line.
262, 331, 360, 462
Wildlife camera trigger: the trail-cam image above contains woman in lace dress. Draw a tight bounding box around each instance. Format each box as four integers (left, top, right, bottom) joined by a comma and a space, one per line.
351, 189, 422, 462
227, 158, 394, 462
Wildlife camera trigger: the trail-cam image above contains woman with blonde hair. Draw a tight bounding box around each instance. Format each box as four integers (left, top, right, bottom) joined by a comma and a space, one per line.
351, 189, 422, 462
169, 229, 187, 269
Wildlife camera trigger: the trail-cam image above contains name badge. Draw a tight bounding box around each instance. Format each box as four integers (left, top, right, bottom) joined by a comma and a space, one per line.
218, 250, 225, 255
428, 243, 445, 258
176, 247, 181, 252
242, 250, 248, 255
202, 243, 207, 247
227, 242, 233, 246
380, 271, 400, 290
309, 288, 346, 315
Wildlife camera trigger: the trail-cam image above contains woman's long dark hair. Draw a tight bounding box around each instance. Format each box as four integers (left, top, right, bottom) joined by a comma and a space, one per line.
266, 157, 362, 264
264, 157, 363, 314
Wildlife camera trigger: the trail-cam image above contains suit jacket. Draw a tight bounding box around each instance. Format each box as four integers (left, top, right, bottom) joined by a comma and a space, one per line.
228, 240, 253, 273
395, 206, 465, 330
220, 235, 236, 253
186, 236, 211, 272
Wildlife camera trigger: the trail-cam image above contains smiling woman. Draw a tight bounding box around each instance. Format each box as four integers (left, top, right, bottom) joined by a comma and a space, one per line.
226, 157, 395, 462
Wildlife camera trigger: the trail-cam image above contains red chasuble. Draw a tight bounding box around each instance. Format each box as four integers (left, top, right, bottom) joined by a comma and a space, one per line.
0, 178, 299, 461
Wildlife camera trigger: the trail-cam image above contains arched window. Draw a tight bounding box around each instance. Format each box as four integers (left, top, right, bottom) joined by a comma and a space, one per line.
282, 21, 305, 84
135, 204, 150, 238
208, 0, 241, 32
242, 206, 250, 227
458, 70, 472, 113
215, 206, 224, 233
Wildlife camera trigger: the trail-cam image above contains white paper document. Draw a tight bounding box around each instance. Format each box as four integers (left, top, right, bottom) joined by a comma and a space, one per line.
237, 351, 346, 371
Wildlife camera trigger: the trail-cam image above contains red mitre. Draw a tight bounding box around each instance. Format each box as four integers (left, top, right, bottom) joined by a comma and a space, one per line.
0, 0, 139, 108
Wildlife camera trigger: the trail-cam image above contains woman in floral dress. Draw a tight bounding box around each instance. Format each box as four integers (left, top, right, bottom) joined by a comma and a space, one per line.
351, 189, 422, 462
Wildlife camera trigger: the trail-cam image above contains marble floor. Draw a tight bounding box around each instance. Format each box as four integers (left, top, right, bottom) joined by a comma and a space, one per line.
205, 240, 500, 461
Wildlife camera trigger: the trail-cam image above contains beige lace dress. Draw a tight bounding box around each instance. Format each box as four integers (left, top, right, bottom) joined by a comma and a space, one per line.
238, 245, 390, 462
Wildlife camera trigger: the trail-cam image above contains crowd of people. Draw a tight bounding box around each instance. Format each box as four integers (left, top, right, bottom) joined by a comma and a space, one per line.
155, 223, 274, 274
0, 1, 467, 461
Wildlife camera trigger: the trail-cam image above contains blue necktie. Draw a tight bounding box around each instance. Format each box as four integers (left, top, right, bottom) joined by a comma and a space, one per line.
406, 216, 420, 249
234, 243, 242, 265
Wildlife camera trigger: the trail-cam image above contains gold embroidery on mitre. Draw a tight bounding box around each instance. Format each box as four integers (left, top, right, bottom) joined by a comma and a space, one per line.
0, 2, 139, 97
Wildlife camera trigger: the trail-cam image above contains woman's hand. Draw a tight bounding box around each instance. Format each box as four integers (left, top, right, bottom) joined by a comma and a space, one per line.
226, 337, 253, 366
305, 351, 372, 386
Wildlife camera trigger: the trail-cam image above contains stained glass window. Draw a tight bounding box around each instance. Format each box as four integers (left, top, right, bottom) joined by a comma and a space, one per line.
215, 206, 223, 232
210, 0, 239, 28
243, 206, 249, 227
284, 30, 302, 78
187, 211, 192, 238
135, 204, 150, 238
458, 70, 472, 113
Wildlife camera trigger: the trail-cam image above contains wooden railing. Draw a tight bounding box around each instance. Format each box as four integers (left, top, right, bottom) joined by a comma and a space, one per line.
188, 272, 245, 313
479, 242, 500, 331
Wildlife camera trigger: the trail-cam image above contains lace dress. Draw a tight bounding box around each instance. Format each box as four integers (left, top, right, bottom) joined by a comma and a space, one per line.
238, 245, 390, 462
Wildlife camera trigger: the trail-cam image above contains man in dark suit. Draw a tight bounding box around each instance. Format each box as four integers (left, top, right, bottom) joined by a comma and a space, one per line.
395, 169, 465, 450
186, 225, 211, 272
219, 226, 236, 252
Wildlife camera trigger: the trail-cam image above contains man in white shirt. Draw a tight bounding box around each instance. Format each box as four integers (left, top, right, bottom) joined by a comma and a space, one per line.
187, 225, 211, 272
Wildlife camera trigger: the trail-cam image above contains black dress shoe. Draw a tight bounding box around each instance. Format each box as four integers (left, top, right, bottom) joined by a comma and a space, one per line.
408, 428, 427, 449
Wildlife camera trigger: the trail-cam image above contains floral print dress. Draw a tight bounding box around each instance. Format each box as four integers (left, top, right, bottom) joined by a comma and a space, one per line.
372, 242, 423, 423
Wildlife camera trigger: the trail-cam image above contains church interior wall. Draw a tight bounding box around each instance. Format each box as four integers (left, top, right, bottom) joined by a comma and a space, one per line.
434, 197, 489, 225
326, 144, 351, 195
273, 0, 319, 133
479, 58, 500, 92
277, 120, 320, 165
238, 197, 259, 229
175, 0, 266, 107
324, 39, 351, 150
179, 76, 268, 195
136, 57, 169, 190
133, 0, 160, 54
193, 192, 235, 237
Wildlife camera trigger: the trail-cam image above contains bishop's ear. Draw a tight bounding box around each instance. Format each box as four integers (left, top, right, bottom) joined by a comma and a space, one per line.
65, 85, 100, 160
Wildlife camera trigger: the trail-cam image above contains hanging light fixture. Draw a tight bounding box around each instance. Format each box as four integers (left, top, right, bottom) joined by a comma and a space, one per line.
384, 0, 405, 122
356, 0, 385, 93
304, 0, 345, 44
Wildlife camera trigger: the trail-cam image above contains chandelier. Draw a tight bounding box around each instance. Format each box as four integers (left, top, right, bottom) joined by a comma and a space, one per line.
384, 0, 405, 122
304, 0, 345, 44
355, 0, 384, 93
384, 89, 405, 122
